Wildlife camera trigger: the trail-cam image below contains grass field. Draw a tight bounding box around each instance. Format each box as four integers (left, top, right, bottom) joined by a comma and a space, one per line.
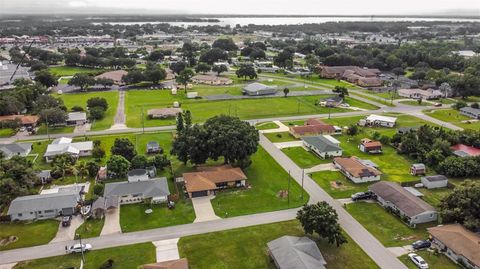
399, 100, 429, 106
48, 66, 105, 77
74, 218, 104, 239
311, 171, 371, 199
178, 220, 379, 269
36, 125, 75, 135
14, 242, 156, 269
400, 250, 460, 269
346, 202, 434, 247
0, 220, 59, 250
263, 132, 298, 143
0, 128, 16, 137
255, 122, 279, 130
212, 147, 309, 217
54, 91, 119, 131
425, 108, 480, 130
281, 146, 330, 168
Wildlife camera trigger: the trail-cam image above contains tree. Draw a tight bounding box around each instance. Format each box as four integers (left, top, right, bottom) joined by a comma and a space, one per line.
75, 161, 88, 180
131, 155, 148, 169
106, 155, 131, 178
274, 49, 294, 69
122, 70, 145, 85
39, 108, 67, 125
71, 106, 84, 112
199, 48, 229, 65
88, 106, 105, 120
145, 64, 167, 84
87, 97, 109, 111
453, 100, 468, 110
51, 153, 76, 179
176, 112, 184, 133
68, 73, 96, 91
440, 180, 480, 230
346, 125, 358, 136
235, 64, 257, 80
176, 68, 194, 93
87, 161, 100, 178
195, 63, 212, 74
93, 184, 104, 196
95, 77, 114, 89
212, 38, 238, 51
392, 67, 405, 78
110, 138, 137, 161
333, 86, 349, 98
297, 202, 347, 247
34, 95, 63, 113
170, 61, 187, 75
283, 88, 290, 97
149, 154, 170, 170
92, 145, 105, 159
212, 64, 228, 76
34, 69, 58, 88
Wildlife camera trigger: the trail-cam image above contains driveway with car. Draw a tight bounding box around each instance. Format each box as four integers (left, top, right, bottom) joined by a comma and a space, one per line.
50, 215, 84, 243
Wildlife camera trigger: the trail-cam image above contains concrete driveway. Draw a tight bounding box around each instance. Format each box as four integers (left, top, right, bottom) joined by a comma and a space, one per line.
152, 238, 180, 262
259, 120, 290, 134
191, 196, 220, 223
304, 163, 337, 173
273, 140, 303, 149
100, 209, 121, 235
50, 215, 84, 243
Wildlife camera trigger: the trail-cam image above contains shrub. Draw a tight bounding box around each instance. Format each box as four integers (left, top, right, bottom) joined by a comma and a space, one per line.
93, 184, 104, 196
71, 106, 84, 112
88, 106, 105, 120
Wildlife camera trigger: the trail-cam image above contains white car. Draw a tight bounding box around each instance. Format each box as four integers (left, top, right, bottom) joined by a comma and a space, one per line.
408, 253, 429, 269
66, 243, 92, 253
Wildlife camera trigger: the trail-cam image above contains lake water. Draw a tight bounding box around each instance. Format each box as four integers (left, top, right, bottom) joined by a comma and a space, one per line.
97, 16, 480, 27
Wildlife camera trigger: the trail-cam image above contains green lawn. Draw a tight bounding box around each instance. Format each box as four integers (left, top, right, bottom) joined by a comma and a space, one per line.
0, 220, 59, 250
178, 220, 379, 269
74, 218, 104, 239
48, 66, 105, 77
120, 200, 196, 233
0, 128, 16, 137
256, 122, 279, 130
14, 242, 156, 269
281, 146, 329, 168
350, 92, 396, 107
425, 108, 480, 130
418, 187, 454, 208
400, 250, 461, 269
36, 125, 74, 135
311, 171, 371, 199
263, 132, 297, 143
346, 202, 434, 247
54, 91, 119, 131
399, 100, 429, 106
212, 146, 309, 217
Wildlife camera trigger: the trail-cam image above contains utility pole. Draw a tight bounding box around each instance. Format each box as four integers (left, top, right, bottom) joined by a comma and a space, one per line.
141, 106, 145, 134
328, 106, 331, 119
77, 234, 85, 264
288, 170, 291, 206
46, 113, 50, 141
301, 169, 304, 202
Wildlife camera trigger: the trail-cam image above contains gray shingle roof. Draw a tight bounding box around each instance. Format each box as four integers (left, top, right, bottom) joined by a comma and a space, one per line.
243, 83, 277, 93
460, 106, 480, 116
104, 178, 170, 199
267, 236, 326, 269
302, 136, 341, 153
0, 143, 32, 158
7, 192, 80, 215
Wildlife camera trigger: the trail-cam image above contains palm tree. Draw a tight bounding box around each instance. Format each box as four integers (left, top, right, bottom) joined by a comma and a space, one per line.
75, 161, 89, 181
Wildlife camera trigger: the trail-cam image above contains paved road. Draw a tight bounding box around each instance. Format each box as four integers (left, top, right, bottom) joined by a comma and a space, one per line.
0, 208, 298, 264
113, 90, 126, 125
259, 134, 408, 269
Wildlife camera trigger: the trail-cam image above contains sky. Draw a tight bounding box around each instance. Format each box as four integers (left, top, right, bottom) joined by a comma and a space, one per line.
1, 0, 480, 15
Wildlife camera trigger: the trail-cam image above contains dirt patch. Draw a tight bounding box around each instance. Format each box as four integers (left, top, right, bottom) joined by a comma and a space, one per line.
330, 181, 346, 189
277, 190, 288, 198
0, 236, 18, 247
394, 234, 418, 241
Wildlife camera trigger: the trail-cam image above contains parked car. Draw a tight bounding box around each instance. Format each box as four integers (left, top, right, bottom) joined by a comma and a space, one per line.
433, 103, 442, 107
66, 243, 92, 254
412, 240, 431, 250
62, 216, 72, 227
351, 191, 375, 201
408, 253, 429, 269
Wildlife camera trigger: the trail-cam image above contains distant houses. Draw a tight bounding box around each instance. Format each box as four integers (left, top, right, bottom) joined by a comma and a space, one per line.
289, 119, 339, 138
147, 108, 182, 119
44, 137, 93, 162
95, 70, 128, 85
242, 83, 278, 96
369, 181, 437, 225
302, 135, 342, 159
333, 156, 382, 183
191, 74, 232, 85
450, 144, 480, 157
398, 88, 443, 100
183, 165, 247, 198
0, 115, 39, 130
358, 138, 382, 154
0, 143, 32, 159
319, 65, 382, 87
359, 114, 397, 128
459, 106, 480, 120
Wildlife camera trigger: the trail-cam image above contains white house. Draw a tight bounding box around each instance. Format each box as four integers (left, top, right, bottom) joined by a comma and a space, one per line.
44, 137, 93, 162
66, 112, 87, 126
302, 135, 342, 159
360, 114, 397, 128
460, 107, 480, 119
421, 175, 448, 189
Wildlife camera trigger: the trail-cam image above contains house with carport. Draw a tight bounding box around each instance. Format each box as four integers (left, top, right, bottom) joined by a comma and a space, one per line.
183, 166, 247, 198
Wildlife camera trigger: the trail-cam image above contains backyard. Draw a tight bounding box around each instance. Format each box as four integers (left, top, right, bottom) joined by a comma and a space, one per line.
0, 220, 59, 251
178, 220, 379, 269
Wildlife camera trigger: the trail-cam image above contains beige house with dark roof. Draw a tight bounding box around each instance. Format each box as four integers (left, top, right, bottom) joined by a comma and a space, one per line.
191, 75, 232, 85
334, 156, 382, 183
183, 166, 247, 198
147, 108, 182, 119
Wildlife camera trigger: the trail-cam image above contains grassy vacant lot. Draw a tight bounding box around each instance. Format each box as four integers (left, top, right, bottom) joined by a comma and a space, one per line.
14, 242, 156, 269
74, 218, 105, 239
281, 146, 329, 168
399, 100, 429, 106
54, 91, 119, 131
255, 121, 279, 130
263, 132, 297, 143
350, 91, 396, 107
125, 90, 376, 128
48, 66, 105, 77
36, 125, 74, 135
425, 108, 480, 130
0, 220, 58, 250
346, 202, 434, 247
0, 128, 16, 137
120, 200, 195, 233
178, 220, 379, 269
311, 171, 371, 199
400, 250, 460, 269
212, 147, 309, 217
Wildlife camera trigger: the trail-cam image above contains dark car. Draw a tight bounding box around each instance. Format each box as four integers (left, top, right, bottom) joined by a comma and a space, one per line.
351, 191, 375, 201
62, 216, 72, 227
412, 240, 431, 250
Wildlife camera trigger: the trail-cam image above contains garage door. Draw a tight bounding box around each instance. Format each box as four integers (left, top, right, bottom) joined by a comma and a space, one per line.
191, 191, 208, 198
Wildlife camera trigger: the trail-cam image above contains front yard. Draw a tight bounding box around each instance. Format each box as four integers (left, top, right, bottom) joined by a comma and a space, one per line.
74, 218, 105, 239
255, 121, 279, 130
425, 108, 480, 130
263, 132, 297, 143
281, 146, 330, 168
0, 220, 59, 251
310, 171, 371, 199
400, 250, 460, 269
178, 220, 379, 269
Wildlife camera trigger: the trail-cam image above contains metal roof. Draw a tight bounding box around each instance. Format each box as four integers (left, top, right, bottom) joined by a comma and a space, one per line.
8, 192, 80, 215
302, 136, 341, 153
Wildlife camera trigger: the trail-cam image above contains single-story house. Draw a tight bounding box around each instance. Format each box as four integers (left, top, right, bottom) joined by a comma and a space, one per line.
66, 112, 87, 126
0, 114, 39, 129
319, 65, 381, 87
242, 83, 278, 96
451, 144, 480, 157
267, 236, 327, 269
460, 107, 480, 120
183, 166, 247, 198
191, 75, 232, 85
8, 191, 80, 221
142, 258, 189, 269
146, 141, 162, 154
319, 96, 343, 107
128, 169, 150, 182
357, 76, 383, 87
44, 137, 93, 162
334, 156, 382, 183
92, 196, 119, 219
148, 108, 182, 119
398, 88, 443, 100
290, 119, 338, 138
358, 138, 382, 154
36, 170, 52, 184
104, 178, 170, 205
428, 224, 480, 269
421, 175, 448, 189
369, 181, 437, 225
95, 70, 128, 85
359, 114, 397, 128
302, 135, 342, 159
0, 142, 32, 159
410, 163, 426, 176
